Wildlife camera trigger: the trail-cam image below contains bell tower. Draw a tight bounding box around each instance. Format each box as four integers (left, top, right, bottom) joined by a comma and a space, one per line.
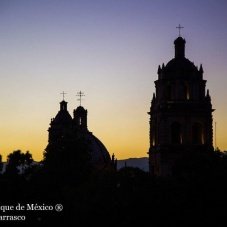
73, 106, 88, 130
73, 91, 88, 130
148, 34, 214, 176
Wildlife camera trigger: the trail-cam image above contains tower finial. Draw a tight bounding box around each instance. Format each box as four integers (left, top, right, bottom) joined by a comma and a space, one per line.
174, 36, 186, 58
176, 24, 184, 37
199, 64, 204, 73
77, 91, 85, 106
60, 91, 67, 101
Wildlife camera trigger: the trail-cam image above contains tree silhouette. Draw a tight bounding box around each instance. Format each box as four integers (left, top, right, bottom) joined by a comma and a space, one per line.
5, 150, 33, 176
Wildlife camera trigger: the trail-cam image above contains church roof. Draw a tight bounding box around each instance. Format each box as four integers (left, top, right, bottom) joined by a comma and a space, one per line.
165, 57, 197, 73
52, 110, 72, 125
51, 100, 72, 125
85, 132, 111, 168
74, 106, 87, 113
160, 36, 200, 79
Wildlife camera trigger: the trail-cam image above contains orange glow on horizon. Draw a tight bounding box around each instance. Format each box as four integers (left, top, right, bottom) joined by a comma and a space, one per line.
1, 111, 227, 162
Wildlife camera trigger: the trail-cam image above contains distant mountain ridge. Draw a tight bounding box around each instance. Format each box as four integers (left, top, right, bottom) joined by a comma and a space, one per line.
117, 157, 149, 172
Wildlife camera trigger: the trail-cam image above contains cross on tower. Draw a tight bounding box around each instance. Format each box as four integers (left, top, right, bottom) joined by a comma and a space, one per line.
176, 24, 184, 37
60, 91, 67, 100
77, 91, 85, 106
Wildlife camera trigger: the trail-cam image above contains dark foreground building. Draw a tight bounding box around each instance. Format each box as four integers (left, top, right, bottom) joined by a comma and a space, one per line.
148, 35, 214, 176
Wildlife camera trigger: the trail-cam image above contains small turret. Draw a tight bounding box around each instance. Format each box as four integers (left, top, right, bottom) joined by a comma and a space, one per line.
73, 106, 88, 130
111, 153, 117, 170
199, 64, 204, 74
60, 100, 68, 111
158, 65, 161, 74
174, 37, 186, 58
206, 89, 211, 100
152, 93, 156, 103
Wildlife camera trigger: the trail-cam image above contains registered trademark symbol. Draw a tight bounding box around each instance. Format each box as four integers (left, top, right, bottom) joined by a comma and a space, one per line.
55, 204, 63, 212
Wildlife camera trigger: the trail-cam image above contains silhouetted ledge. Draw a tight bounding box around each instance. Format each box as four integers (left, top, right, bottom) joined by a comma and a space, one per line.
117, 157, 149, 172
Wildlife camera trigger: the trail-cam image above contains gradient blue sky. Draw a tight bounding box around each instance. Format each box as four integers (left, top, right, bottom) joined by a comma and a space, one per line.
0, 0, 227, 161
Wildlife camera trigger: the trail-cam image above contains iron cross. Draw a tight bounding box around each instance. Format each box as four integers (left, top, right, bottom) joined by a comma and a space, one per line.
77, 91, 85, 106
176, 24, 184, 36
60, 91, 67, 100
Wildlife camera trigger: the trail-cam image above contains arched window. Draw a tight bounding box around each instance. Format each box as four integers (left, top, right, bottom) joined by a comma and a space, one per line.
192, 123, 203, 144
171, 122, 182, 144
183, 83, 190, 100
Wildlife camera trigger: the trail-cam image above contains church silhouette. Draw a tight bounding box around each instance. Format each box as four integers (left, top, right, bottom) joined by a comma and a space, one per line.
44, 92, 116, 173
148, 32, 214, 176
43, 29, 214, 177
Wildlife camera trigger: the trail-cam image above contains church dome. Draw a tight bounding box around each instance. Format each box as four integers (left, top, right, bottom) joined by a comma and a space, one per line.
74, 106, 86, 114
165, 57, 197, 73
85, 133, 111, 168
160, 36, 199, 79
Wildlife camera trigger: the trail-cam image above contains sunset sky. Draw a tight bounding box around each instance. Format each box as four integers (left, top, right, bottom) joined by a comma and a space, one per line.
0, 0, 227, 161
